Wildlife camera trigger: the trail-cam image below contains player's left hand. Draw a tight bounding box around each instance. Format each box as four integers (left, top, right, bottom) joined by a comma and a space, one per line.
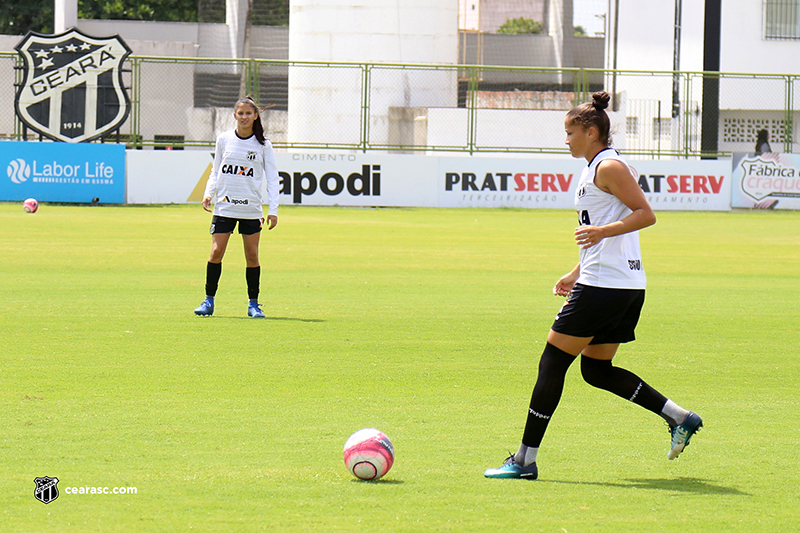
266, 215, 278, 230
575, 225, 605, 249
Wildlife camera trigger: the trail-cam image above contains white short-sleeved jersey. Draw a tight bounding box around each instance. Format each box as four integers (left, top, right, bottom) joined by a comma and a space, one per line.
203, 130, 279, 219
575, 148, 646, 289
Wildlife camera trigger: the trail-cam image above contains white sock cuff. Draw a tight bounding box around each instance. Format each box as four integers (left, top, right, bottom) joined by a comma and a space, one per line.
515, 444, 539, 467
661, 399, 688, 425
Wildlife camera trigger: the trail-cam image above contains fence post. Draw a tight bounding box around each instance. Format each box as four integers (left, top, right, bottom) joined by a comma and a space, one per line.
361, 63, 371, 153
467, 65, 478, 155
130, 57, 142, 149
14, 54, 23, 140
249, 58, 259, 102
785, 75, 795, 153
573, 69, 588, 107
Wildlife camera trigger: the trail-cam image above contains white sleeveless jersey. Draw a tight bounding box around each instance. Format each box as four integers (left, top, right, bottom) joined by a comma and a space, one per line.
204, 130, 280, 219
575, 148, 646, 289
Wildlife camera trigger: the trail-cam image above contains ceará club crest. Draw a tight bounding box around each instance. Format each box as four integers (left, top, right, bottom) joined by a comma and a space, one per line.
14, 28, 132, 143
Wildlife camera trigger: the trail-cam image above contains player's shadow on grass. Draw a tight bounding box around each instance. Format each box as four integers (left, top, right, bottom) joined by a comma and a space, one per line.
349, 479, 404, 485
223, 316, 325, 323
546, 477, 748, 496
621, 477, 749, 495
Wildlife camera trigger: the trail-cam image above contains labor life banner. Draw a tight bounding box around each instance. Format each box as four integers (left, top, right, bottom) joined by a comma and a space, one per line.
1, 140, 125, 203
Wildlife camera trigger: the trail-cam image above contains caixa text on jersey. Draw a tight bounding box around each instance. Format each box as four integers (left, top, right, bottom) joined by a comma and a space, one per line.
280, 165, 380, 204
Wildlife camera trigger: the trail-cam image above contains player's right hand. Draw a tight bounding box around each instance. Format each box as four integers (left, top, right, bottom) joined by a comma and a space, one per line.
553, 272, 578, 297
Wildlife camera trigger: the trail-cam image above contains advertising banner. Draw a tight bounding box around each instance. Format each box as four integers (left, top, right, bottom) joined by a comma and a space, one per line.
1, 141, 125, 203
731, 153, 800, 210
126, 150, 732, 211
629, 159, 731, 211
127, 150, 439, 207
437, 156, 577, 209
126, 150, 214, 204
277, 152, 438, 207
435, 156, 731, 211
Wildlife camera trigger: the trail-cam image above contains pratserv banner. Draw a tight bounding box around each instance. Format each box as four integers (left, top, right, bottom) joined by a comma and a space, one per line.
1, 141, 125, 203
731, 152, 800, 209
436, 157, 730, 210
126, 150, 734, 211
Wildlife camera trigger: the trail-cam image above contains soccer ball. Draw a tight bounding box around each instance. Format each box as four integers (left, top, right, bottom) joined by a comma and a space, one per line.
343, 428, 394, 480
23, 198, 38, 213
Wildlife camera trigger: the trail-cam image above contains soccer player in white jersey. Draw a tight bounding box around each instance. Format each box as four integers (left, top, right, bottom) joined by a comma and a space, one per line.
485, 92, 702, 480
194, 96, 279, 318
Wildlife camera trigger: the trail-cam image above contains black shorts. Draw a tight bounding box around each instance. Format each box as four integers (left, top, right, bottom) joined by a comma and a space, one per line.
551, 283, 645, 345
210, 216, 262, 235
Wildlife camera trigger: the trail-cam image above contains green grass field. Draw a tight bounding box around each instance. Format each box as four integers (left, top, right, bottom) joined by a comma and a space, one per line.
2, 203, 799, 532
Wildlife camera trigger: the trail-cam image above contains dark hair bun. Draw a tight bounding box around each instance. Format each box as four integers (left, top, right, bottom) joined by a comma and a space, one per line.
591, 91, 611, 111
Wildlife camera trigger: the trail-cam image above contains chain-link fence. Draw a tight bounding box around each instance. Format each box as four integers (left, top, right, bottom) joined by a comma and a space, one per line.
1, 53, 20, 141
2, 51, 798, 158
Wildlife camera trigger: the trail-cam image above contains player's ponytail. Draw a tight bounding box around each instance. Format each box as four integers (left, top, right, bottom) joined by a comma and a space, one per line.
566, 91, 612, 147
235, 96, 266, 145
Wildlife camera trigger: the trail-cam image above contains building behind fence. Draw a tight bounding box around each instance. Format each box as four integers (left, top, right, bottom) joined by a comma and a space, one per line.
0, 52, 797, 158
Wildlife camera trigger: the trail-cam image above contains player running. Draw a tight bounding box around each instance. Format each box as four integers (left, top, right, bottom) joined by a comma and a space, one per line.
194, 96, 279, 318
485, 92, 702, 480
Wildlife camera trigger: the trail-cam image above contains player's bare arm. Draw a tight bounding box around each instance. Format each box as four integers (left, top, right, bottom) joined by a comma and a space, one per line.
554, 263, 580, 296
575, 159, 656, 249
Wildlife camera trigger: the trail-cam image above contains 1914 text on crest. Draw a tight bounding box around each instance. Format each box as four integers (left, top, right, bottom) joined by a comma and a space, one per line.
15, 28, 132, 143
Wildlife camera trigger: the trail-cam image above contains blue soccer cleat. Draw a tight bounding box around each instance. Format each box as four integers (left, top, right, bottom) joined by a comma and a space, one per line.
248, 302, 265, 318
484, 454, 538, 480
668, 411, 703, 460
194, 298, 214, 316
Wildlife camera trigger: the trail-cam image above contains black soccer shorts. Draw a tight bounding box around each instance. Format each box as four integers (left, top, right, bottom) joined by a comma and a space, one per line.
210, 215, 263, 235
551, 283, 645, 345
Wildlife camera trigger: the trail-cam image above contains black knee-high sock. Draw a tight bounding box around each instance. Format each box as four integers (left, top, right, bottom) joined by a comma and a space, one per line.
205, 261, 222, 297
246, 266, 260, 301
521, 343, 577, 448
580, 356, 668, 414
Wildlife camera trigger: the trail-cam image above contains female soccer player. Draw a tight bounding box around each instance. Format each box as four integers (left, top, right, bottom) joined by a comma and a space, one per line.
484, 92, 702, 480
194, 96, 279, 318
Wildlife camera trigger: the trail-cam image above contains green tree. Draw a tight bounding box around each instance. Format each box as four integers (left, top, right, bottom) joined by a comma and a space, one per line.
0, 0, 55, 35
1, 0, 291, 34
77, 0, 198, 22
497, 17, 543, 35
251, 0, 289, 26
574, 25, 588, 37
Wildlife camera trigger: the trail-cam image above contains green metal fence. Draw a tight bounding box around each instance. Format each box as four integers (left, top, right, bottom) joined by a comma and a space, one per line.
2, 52, 798, 158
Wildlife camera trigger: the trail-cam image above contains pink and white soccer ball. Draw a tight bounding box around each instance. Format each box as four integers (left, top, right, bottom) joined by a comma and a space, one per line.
23, 198, 38, 213
343, 428, 395, 480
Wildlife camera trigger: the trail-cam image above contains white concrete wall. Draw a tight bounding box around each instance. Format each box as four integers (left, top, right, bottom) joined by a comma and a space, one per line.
614, 0, 705, 73
426, 105, 627, 152
289, 0, 458, 64
721, 1, 800, 75
614, 1, 800, 77
287, 0, 459, 146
